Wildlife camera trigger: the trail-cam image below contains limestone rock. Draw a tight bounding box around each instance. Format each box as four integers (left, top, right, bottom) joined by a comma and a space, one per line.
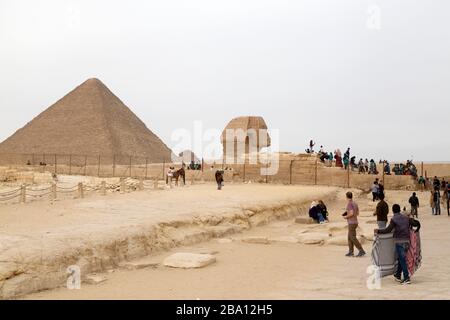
119, 260, 160, 270
325, 235, 348, 246
163, 253, 216, 269
294, 216, 314, 224
269, 236, 299, 244
216, 238, 233, 244
241, 236, 270, 244
296, 232, 330, 245
84, 274, 107, 285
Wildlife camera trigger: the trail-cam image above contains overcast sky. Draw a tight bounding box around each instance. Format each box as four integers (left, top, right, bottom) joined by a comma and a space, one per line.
0, 0, 449, 161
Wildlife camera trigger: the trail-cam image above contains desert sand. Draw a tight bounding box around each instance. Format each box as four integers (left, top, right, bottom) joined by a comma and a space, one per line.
15, 186, 450, 300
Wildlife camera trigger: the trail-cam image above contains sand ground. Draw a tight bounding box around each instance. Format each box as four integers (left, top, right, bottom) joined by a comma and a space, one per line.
23, 188, 450, 300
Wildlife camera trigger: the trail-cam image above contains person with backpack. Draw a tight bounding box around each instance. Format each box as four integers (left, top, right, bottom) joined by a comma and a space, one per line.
408, 192, 420, 218
375, 204, 421, 284
343, 191, 365, 257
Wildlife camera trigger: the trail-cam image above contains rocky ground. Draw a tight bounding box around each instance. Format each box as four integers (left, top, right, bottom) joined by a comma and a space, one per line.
0, 183, 339, 298
22, 188, 450, 300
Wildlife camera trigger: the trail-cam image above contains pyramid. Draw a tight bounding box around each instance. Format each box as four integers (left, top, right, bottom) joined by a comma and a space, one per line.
0, 78, 172, 162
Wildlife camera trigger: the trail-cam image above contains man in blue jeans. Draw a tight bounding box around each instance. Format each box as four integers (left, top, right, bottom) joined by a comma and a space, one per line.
375, 204, 421, 284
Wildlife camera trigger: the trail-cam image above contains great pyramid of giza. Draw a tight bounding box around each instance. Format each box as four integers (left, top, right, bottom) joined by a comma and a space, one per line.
0, 78, 172, 162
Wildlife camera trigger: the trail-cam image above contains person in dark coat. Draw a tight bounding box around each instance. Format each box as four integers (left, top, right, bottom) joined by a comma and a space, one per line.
215, 170, 224, 190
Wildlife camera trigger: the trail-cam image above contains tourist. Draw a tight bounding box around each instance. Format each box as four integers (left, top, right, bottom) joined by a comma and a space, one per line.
350, 156, 356, 171
371, 180, 380, 202
441, 179, 447, 191
433, 176, 440, 191
344, 147, 350, 159
369, 159, 378, 175
166, 166, 175, 185
408, 192, 420, 218
364, 158, 369, 173
343, 155, 350, 171
215, 170, 224, 190
327, 152, 334, 167
309, 202, 326, 224
334, 149, 343, 168
358, 158, 365, 173
378, 181, 385, 199
309, 140, 315, 153
432, 189, 441, 215
375, 204, 421, 284
418, 176, 426, 191
373, 193, 389, 229
343, 191, 365, 257
446, 182, 450, 216
317, 200, 329, 223
384, 161, 391, 175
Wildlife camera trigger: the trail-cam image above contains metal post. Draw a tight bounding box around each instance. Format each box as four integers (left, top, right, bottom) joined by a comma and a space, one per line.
120, 178, 125, 194
101, 181, 106, 196
315, 158, 318, 185
162, 159, 166, 179
289, 160, 293, 185
243, 163, 246, 183
54, 154, 57, 175
265, 162, 268, 184
347, 162, 350, 188
201, 158, 204, 172
20, 184, 26, 203
129, 156, 132, 178
84, 156, 87, 176
421, 161, 424, 177
113, 155, 116, 177
78, 182, 84, 198
69, 154, 72, 175
98, 155, 101, 177
52, 182, 57, 201
145, 158, 148, 179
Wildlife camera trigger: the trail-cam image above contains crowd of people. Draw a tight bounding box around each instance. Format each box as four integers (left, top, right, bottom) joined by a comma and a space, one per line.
306, 139, 420, 178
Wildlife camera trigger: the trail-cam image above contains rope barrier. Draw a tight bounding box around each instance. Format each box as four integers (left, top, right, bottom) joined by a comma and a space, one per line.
28, 187, 52, 192
0, 193, 21, 201
0, 188, 21, 196
56, 185, 78, 191
56, 189, 76, 194
26, 192, 52, 198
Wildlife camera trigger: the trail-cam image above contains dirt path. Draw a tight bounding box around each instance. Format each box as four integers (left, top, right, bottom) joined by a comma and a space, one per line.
24, 189, 450, 300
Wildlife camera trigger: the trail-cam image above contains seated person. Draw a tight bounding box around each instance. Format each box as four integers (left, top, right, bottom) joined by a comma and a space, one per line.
317, 200, 329, 222
309, 201, 326, 224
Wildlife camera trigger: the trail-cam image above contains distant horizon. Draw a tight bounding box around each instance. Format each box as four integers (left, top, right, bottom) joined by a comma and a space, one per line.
1, 0, 449, 162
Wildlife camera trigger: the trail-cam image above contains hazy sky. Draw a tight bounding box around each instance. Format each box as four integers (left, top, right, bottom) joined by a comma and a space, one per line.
1, 0, 449, 161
